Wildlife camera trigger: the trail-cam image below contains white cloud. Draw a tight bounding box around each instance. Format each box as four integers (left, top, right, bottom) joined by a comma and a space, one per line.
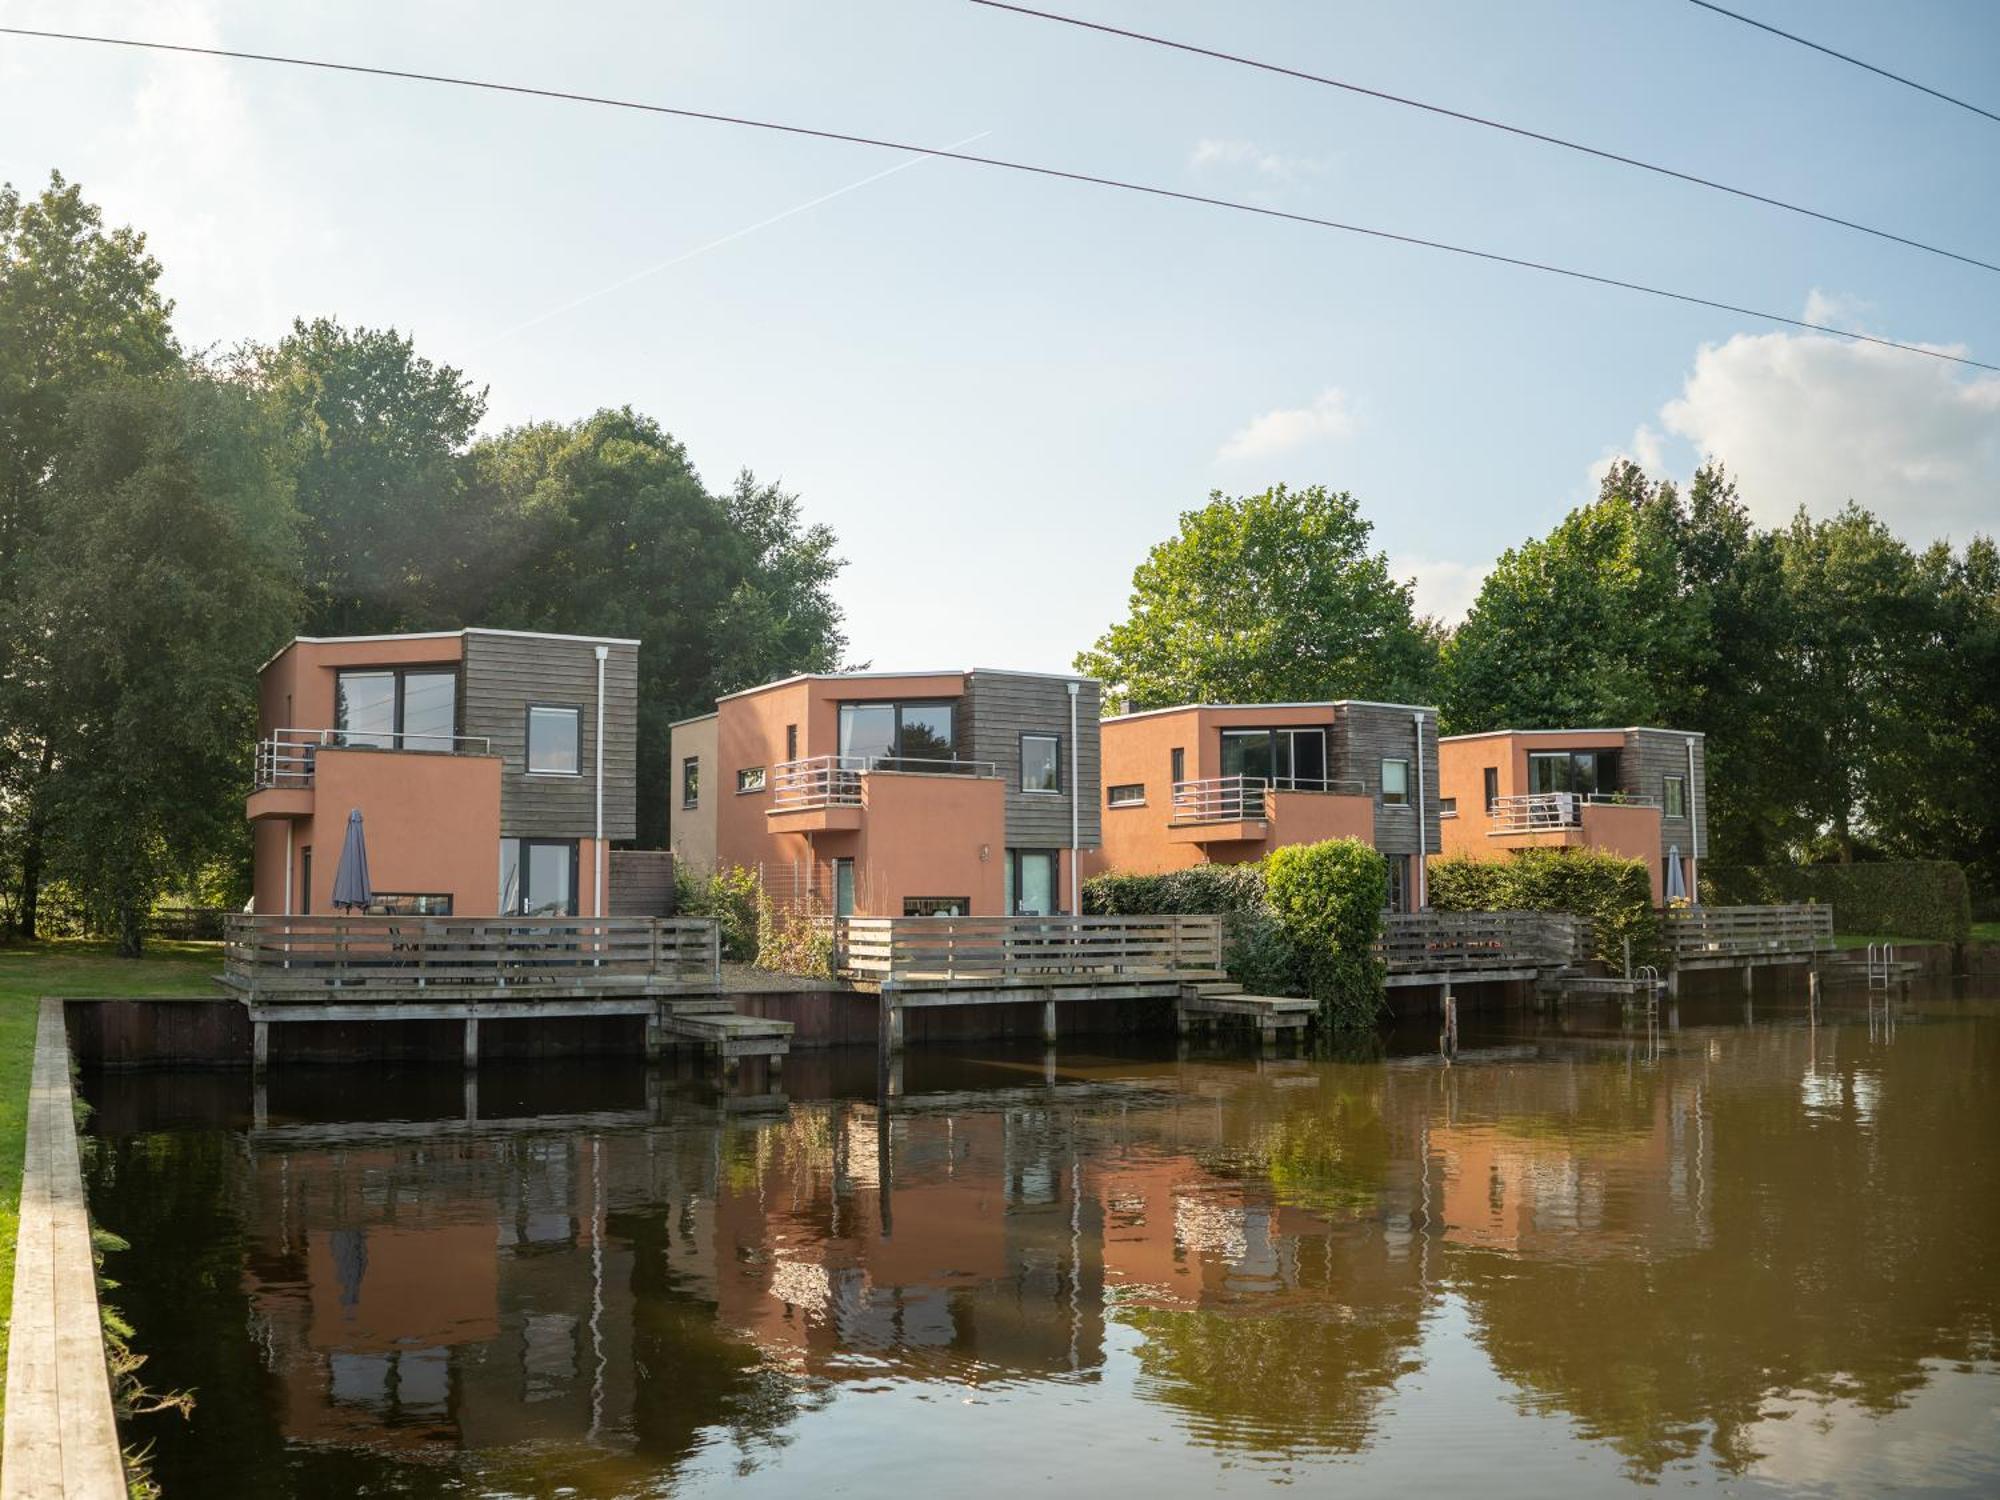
1390, 555, 1487, 625
1596, 298, 2000, 538
1659, 327, 2000, 536
1216, 386, 1356, 462
1188, 137, 1323, 183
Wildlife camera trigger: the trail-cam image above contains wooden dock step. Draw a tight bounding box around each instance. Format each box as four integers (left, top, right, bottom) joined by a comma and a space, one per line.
1178, 990, 1315, 1033
1547, 974, 1666, 997
659, 1010, 793, 1059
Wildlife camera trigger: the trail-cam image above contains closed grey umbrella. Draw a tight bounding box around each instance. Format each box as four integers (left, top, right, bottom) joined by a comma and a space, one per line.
1665, 845, 1686, 903
331, 808, 373, 911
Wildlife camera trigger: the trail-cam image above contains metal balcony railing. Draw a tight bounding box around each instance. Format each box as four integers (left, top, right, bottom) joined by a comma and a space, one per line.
253, 727, 494, 790
1168, 775, 1368, 824
770, 753, 998, 810
1487, 791, 1659, 834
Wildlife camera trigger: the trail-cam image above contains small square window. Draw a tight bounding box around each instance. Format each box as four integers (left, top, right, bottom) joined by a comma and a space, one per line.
1381, 758, 1410, 806
527, 705, 580, 774
1022, 734, 1061, 793
1438, 797, 1458, 818
1108, 783, 1146, 807
737, 766, 767, 794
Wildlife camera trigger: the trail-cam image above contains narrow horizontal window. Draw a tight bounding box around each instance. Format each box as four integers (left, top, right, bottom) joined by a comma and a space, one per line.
1107, 783, 1146, 807
1438, 797, 1457, 818
737, 766, 767, 793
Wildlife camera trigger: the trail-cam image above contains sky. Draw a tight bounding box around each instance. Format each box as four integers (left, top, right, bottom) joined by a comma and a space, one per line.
3, 0, 1996, 673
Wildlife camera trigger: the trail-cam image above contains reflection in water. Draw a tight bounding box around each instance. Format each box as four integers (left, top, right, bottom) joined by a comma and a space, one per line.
82, 986, 2000, 1497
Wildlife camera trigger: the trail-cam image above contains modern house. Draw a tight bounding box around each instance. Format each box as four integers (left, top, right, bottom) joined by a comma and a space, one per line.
1093, 702, 1441, 912
1435, 727, 1707, 903
248, 629, 639, 918
669, 669, 1102, 917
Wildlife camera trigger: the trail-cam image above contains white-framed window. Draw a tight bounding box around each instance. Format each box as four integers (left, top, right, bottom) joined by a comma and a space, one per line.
681, 756, 700, 809
1021, 734, 1061, 794
1381, 758, 1410, 806
737, 766, 767, 794
1438, 797, 1457, 818
1108, 783, 1146, 807
526, 705, 581, 774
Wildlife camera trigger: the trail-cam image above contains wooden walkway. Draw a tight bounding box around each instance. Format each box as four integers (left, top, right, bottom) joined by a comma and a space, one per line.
2, 1001, 125, 1500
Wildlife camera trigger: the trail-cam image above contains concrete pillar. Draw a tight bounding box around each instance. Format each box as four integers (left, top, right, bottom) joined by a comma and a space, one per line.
464, 1016, 480, 1070
252, 1020, 269, 1075
1042, 999, 1058, 1046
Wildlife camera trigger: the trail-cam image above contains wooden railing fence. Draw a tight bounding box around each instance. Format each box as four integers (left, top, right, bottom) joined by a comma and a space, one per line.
1661, 903, 1832, 963
841, 914, 1224, 986
224, 914, 721, 996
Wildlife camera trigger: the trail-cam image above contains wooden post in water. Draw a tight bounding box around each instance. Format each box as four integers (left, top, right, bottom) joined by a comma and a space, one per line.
463, 1016, 480, 1070
1808, 968, 1821, 1026
1042, 998, 1058, 1046
1440, 985, 1458, 1057
252, 1019, 269, 1076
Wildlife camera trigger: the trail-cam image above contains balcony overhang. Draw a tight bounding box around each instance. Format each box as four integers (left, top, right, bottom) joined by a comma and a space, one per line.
767, 805, 864, 834
1168, 818, 1269, 845
246, 786, 314, 822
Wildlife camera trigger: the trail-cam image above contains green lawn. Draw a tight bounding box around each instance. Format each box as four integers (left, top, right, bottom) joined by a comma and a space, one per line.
0, 940, 222, 1418
1833, 927, 1997, 951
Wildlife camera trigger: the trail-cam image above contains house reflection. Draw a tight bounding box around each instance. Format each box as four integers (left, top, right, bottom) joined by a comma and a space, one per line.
207, 1016, 1996, 1487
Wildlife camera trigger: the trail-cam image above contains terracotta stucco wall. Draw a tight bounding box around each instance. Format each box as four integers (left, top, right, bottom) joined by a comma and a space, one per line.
259, 636, 466, 738
1580, 802, 1668, 903
667, 715, 719, 876
306, 749, 503, 914
1437, 730, 1631, 857
853, 771, 1007, 915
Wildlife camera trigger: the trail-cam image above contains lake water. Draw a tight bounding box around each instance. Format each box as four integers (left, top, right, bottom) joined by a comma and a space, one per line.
81, 982, 2000, 1498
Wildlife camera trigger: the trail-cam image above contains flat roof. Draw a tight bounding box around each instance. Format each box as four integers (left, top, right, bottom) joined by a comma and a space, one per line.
668, 710, 719, 729
1105, 699, 1438, 724
1439, 726, 1704, 742
715, 667, 1097, 704
261, 627, 640, 672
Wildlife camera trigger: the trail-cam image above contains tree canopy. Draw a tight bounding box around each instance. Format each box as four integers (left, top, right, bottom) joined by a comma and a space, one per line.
1076, 485, 1438, 710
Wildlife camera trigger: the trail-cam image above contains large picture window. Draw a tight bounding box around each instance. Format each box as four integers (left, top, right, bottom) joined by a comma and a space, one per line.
838, 700, 957, 769
335, 668, 457, 750
1021, 733, 1061, 793
1220, 727, 1328, 789
500, 838, 578, 916
527, 705, 581, 774
1528, 750, 1620, 797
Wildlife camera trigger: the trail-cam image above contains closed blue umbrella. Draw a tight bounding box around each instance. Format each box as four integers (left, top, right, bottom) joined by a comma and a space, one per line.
331, 808, 373, 911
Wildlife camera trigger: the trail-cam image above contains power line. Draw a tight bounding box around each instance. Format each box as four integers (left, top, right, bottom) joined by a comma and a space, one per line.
1687, 1, 2000, 126
969, 0, 1999, 276
2, 24, 1993, 373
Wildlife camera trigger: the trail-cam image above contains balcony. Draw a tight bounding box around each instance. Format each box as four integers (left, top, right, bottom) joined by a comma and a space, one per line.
1487, 792, 1659, 835
1168, 775, 1370, 846
767, 753, 999, 832
248, 727, 494, 819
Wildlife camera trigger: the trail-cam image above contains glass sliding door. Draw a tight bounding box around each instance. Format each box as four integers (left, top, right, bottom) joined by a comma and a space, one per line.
336, 671, 397, 748
897, 704, 954, 761
1528, 750, 1622, 797
838, 704, 897, 764
1221, 727, 1328, 789
401, 671, 456, 747
833, 859, 856, 918
500, 838, 579, 916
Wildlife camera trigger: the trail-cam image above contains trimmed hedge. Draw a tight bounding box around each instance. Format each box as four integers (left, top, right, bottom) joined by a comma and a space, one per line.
1264, 841, 1388, 1030
1703, 861, 1971, 943
1428, 848, 1660, 968
1083, 843, 1390, 1029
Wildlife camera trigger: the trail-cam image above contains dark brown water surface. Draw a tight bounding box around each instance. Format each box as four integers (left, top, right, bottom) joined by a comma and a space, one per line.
81, 982, 2000, 1497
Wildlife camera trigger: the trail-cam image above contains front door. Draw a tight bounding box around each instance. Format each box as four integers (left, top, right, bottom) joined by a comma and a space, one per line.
832, 859, 856, 918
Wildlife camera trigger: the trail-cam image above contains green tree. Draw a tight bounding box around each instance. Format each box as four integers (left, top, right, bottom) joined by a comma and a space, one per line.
28, 372, 299, 954
0, 173, 180, 937
239, 317, 486, 634
1076, 484, 1438, 710
461, 410, 847, 844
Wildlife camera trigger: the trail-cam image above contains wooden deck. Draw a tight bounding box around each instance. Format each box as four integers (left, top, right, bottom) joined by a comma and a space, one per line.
842, 914, 1224, 991
1661, 904, 1832, 970
1379, 910, 1587, 988
2, 1001, 126, 1500
222, 913, 722, 1001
